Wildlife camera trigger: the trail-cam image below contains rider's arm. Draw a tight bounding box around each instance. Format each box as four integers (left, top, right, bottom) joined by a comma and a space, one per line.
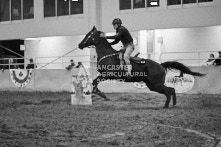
106, 34, 120, 40
106, 28, 124, 40
109, 39, 120, 45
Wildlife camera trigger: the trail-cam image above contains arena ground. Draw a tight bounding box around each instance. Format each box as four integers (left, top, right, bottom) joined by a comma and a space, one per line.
0, 92, 221, 147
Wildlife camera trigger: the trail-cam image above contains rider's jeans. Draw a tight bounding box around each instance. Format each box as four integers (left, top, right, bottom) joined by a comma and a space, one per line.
124, 43, 134, 74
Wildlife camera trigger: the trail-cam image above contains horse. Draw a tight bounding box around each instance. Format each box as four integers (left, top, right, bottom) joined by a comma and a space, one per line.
78, 26, 204, 108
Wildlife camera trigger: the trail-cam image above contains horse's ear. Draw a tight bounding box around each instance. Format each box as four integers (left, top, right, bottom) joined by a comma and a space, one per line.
92, 26, 97, 31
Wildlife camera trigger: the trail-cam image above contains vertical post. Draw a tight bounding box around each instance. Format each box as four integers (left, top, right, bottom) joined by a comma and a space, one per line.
62, 57, 64, 69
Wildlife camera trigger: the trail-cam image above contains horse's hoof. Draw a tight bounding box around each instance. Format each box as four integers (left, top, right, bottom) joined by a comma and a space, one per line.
104, 98, 110, 101
163, 106, 169, 108
99, 92, 106, 98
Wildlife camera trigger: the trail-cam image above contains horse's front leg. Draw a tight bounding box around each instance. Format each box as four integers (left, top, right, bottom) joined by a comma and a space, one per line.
92, 76, 109, 101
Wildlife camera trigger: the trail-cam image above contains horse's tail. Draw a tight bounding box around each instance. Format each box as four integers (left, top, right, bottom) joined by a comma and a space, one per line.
161, 61, 205, 77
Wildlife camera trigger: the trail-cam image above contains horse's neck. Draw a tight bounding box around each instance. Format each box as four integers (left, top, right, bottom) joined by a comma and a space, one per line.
95, 39, 116, 60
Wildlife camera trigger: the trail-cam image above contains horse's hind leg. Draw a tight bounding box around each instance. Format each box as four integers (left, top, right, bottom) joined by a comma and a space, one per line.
170, 87, 176, 106
146, 83, 174, 108
163, 87, 172, 108
166, 87, 176, 106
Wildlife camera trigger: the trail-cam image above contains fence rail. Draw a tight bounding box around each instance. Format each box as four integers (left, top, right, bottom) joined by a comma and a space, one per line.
0, 50, 220, 70
159, 50, 220, 66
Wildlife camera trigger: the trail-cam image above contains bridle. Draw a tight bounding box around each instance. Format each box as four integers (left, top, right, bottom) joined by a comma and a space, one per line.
83, 30, 96, 45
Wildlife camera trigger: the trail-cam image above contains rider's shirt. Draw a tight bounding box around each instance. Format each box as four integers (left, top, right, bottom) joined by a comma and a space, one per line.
106, 26, 133, 47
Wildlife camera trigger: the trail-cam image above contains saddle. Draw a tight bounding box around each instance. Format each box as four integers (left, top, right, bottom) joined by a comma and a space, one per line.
130, 56, 146, 64
116, 49, 146, 64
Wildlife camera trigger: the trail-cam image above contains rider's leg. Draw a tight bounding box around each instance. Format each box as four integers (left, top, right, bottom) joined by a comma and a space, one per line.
124, 43, 134, 76
119, 52, 124, 70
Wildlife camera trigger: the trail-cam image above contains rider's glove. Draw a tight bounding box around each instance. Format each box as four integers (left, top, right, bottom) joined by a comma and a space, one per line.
100, 33, 106, 38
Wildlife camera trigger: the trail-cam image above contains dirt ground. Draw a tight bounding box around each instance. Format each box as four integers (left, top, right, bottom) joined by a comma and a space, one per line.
0, 91, 221, 147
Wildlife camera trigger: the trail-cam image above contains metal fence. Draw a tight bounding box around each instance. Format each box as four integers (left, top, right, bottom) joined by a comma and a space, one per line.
0, 50, 220, 70
0, 55, 95, 70
159, 50, 220, 66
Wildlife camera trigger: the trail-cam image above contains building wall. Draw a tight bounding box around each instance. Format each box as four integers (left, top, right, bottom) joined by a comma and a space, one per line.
156, 25, 221, 65
1, 0, 221, 40
24, 35, 91, 69
160, 26, 221, 53
101, 0, 221, 32
0, 0, 94, 40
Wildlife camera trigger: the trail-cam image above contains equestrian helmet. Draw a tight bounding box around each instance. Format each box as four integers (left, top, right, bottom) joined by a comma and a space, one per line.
112, 18, 122, 25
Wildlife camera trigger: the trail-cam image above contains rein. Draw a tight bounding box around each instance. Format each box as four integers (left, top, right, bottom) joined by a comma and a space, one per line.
98, 52, 120, 63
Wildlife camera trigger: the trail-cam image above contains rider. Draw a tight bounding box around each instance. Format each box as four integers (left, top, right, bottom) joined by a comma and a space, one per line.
100, 18, 134, 77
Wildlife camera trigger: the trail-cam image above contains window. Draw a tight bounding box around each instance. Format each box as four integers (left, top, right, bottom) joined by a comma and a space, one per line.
134, 0, 145, 9
44, 0, 84, 18
198, 0, 213, 2
57, 0, 69, 16
71, 0, 83, 14
23, 0, 34, 19
183, 0, 196, 4
120, 0, 131, 10
11, 0, 22, 20
167, 0, 181, 5
44, 0, 56, 17
0, 0, 33, 22
119, 0, 159, 10
0, 0, 10, 22
167, 0, 213, 5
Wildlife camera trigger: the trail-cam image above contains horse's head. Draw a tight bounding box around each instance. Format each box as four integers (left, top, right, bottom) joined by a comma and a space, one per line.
78, 26, 98, 49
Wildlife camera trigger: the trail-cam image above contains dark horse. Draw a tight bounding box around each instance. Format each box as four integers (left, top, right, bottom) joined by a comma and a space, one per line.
78, 26, 204, 108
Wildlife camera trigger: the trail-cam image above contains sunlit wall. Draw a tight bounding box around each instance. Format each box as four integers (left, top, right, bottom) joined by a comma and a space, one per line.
24, 35, 91, 69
